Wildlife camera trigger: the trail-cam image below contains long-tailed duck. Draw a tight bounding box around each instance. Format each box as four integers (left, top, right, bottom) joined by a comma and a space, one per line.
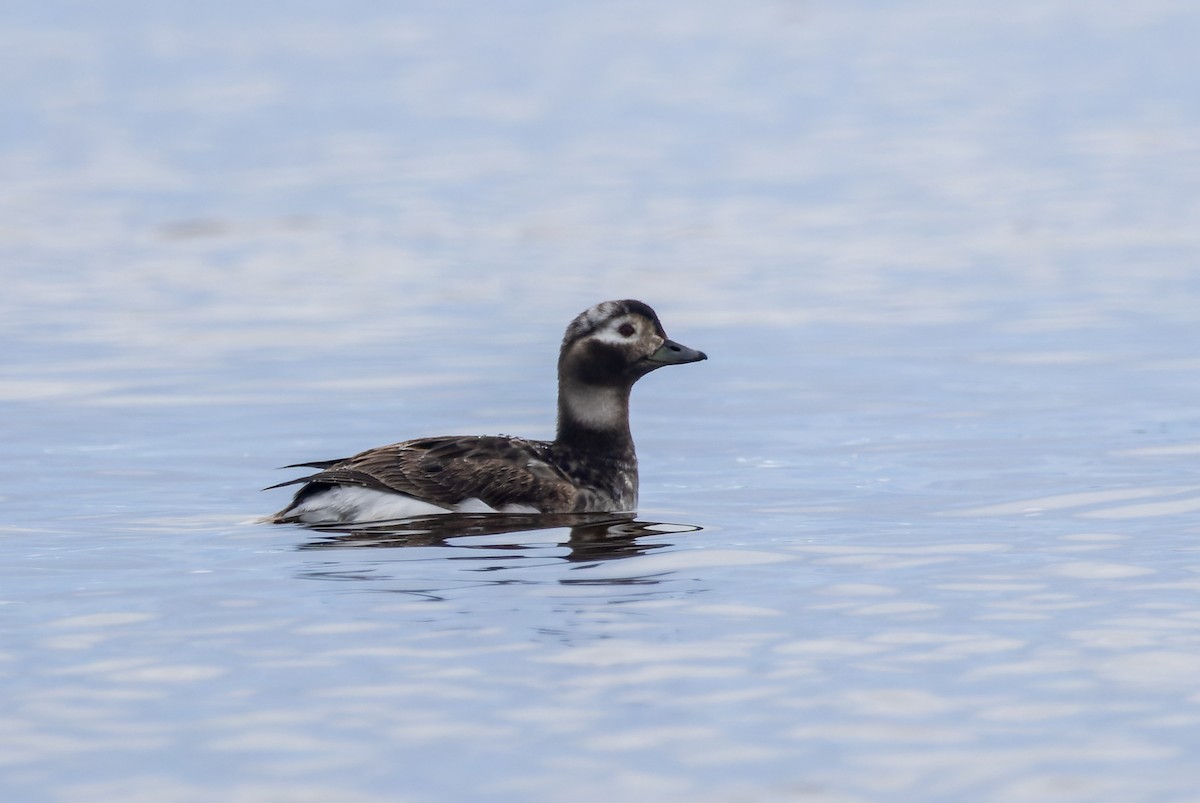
268, 299, 706, 524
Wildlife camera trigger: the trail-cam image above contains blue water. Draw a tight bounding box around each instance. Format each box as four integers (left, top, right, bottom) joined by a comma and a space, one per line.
4, 2, 1200, 801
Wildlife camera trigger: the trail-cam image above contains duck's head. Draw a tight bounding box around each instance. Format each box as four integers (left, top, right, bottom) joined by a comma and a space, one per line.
559, 299, 707, 388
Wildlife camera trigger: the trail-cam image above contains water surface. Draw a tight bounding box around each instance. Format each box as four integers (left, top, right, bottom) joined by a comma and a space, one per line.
3, 1, 1200, 801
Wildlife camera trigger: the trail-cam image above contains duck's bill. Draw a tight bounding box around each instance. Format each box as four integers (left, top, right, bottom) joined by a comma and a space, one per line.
645, 339, 707, 365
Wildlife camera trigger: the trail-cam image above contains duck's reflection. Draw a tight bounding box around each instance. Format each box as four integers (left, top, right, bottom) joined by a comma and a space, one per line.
295, 512, 700, 563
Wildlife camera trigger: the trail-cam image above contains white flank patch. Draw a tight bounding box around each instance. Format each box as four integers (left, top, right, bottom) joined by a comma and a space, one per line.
288, 486, 450, 523
456, 498, 540, 514
286, 486, 538, 524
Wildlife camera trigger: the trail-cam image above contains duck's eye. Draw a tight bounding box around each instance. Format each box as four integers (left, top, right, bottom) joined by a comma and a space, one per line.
618, 323, 636, 337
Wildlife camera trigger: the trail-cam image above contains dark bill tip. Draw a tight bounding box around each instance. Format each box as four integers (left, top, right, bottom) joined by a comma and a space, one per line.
646, 339, 707, 365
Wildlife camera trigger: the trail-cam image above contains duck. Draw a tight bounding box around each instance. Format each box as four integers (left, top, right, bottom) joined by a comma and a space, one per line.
267, 299, 706, 524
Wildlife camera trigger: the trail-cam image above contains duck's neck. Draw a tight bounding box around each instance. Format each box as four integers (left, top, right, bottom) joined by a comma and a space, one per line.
554, 379, 636, 460
552, 375, 641, 512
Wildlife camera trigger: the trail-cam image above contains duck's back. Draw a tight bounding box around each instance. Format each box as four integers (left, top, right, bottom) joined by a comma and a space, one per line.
270, 435, 580, 524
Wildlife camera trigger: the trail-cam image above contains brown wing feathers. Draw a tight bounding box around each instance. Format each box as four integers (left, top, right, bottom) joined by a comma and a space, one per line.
269, 436, 577, 511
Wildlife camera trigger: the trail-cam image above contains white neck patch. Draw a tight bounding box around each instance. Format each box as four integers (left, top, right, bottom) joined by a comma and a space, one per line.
562, 385, 628, 430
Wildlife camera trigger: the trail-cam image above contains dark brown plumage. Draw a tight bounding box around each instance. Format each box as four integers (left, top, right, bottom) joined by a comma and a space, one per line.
268, 300, 705, 524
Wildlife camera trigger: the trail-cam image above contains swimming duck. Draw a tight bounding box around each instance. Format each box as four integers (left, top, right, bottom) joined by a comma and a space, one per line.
268, 299, 706, 524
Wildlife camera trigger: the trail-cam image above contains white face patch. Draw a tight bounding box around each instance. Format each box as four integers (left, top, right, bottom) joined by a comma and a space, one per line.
588, 315, 664, 353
